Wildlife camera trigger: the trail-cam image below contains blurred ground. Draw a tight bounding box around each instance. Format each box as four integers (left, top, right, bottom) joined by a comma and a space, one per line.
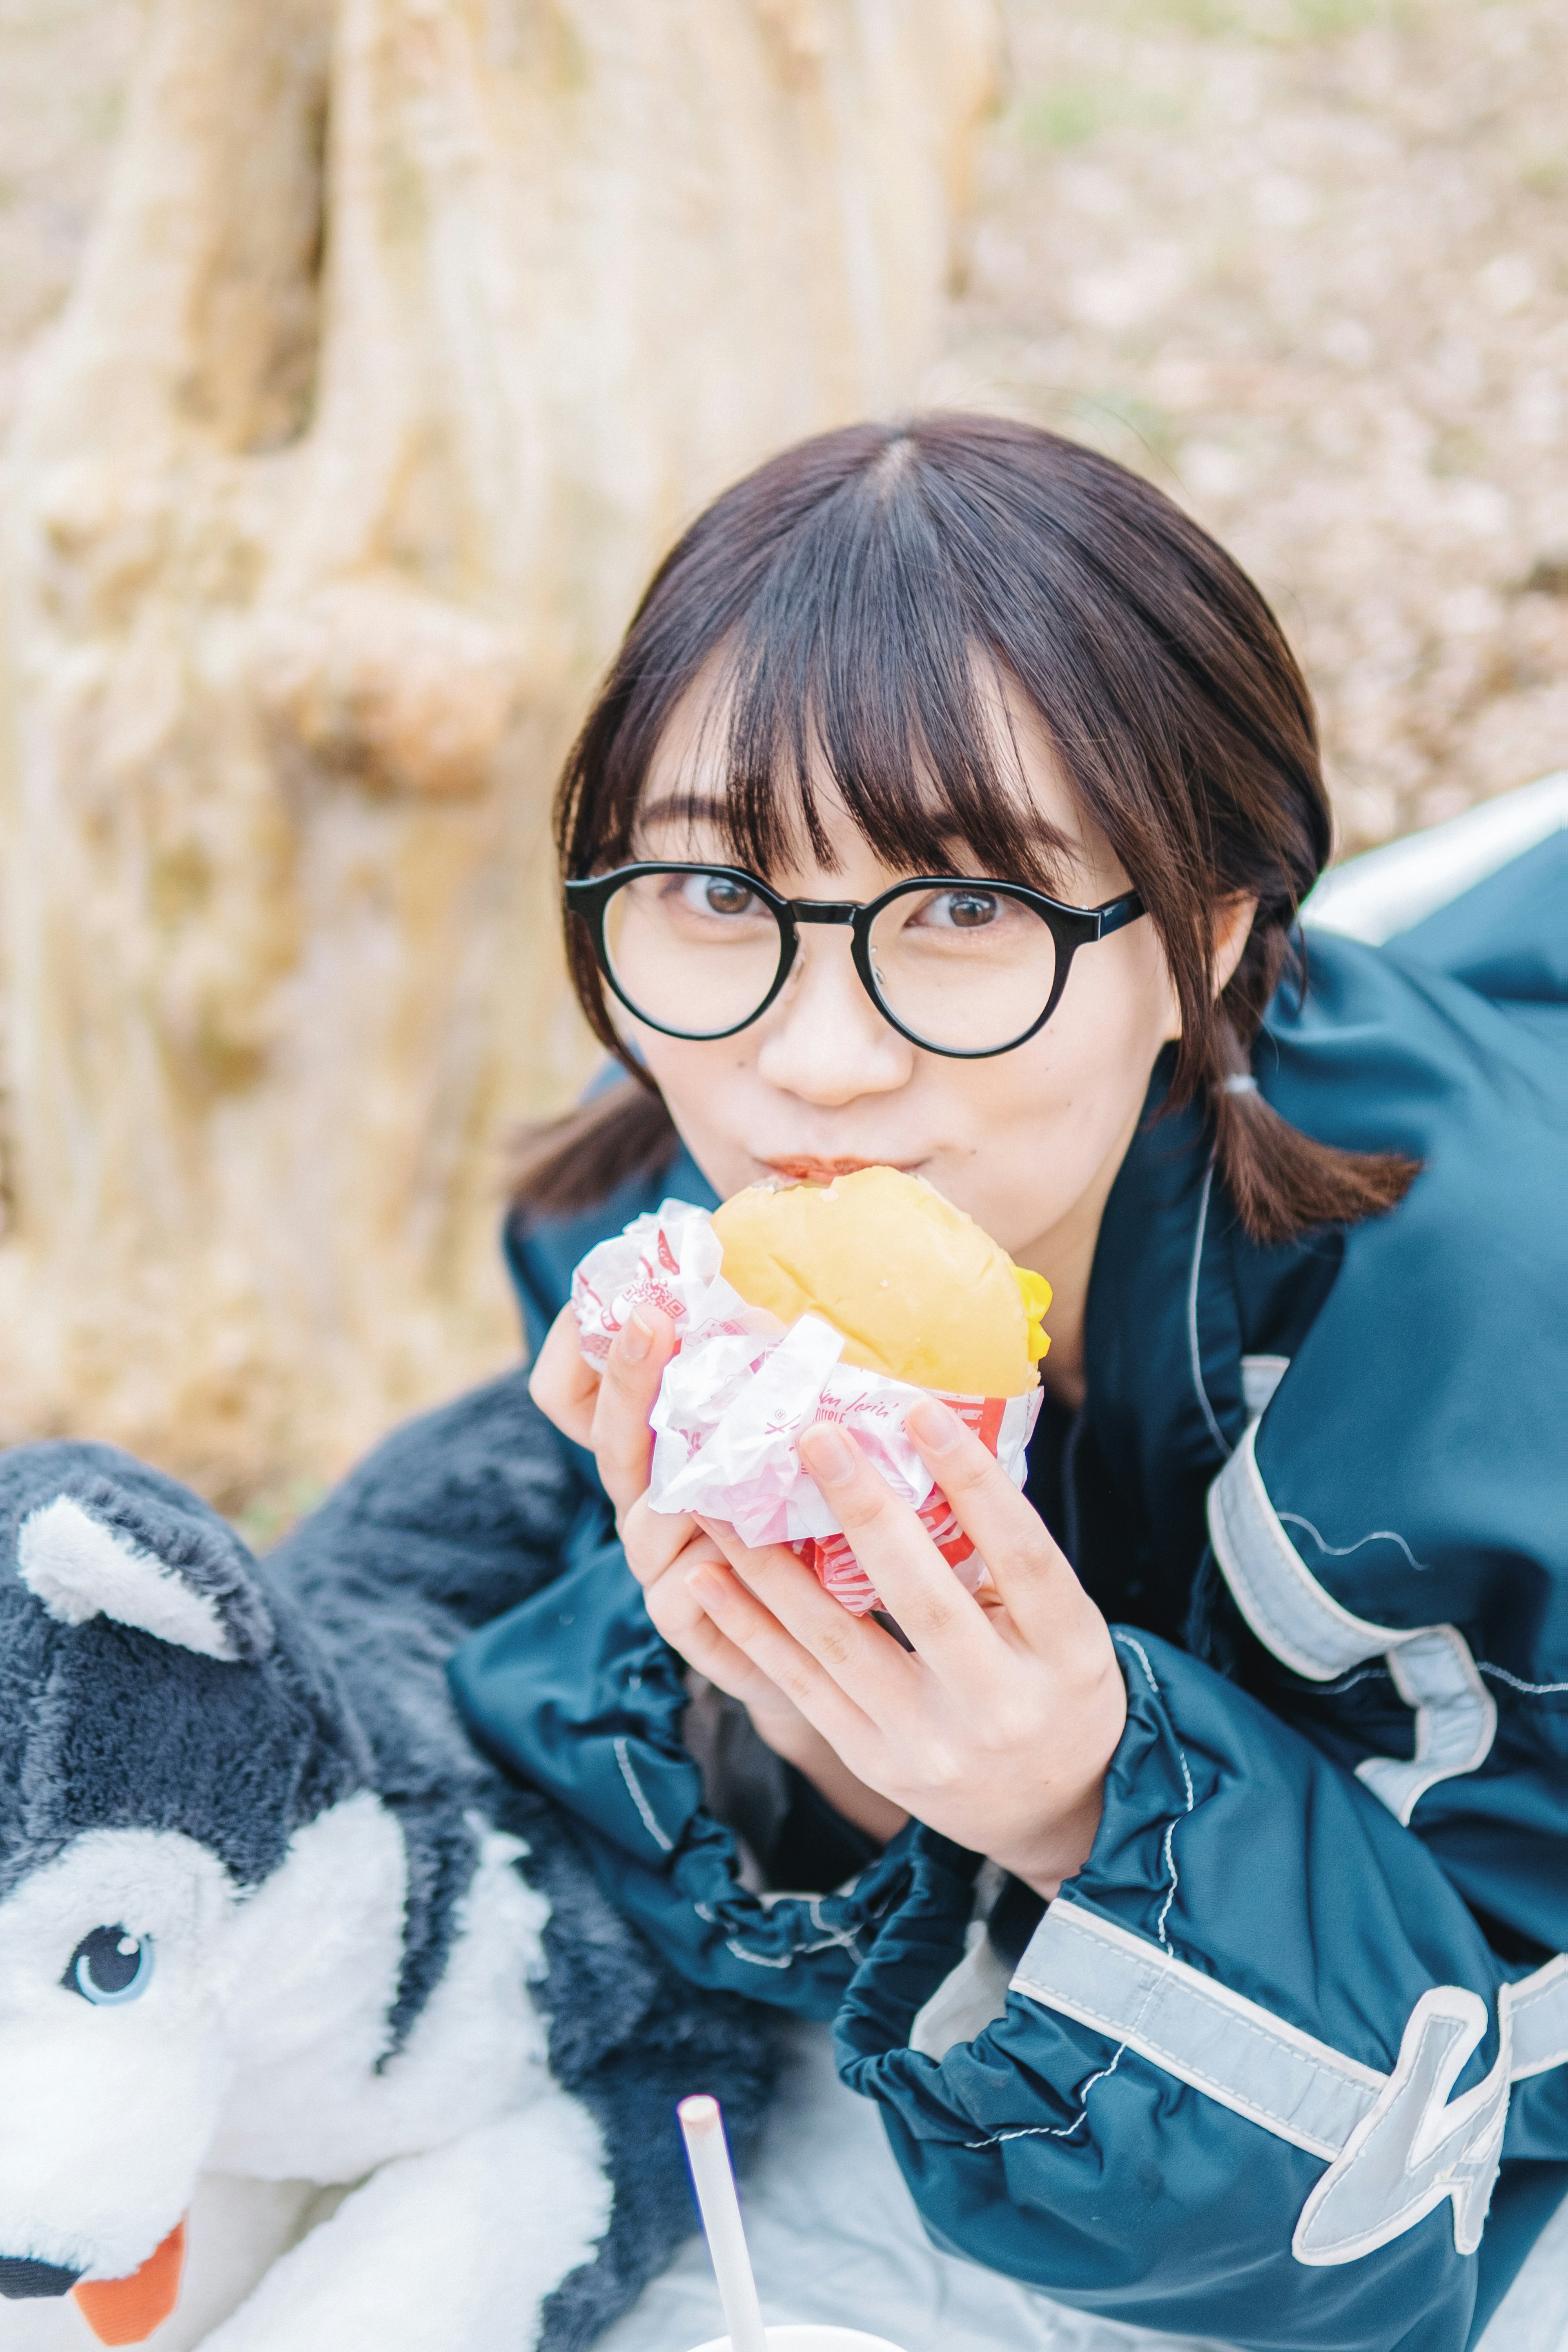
930, 0, 1568, 848
2, 0, 1565, 854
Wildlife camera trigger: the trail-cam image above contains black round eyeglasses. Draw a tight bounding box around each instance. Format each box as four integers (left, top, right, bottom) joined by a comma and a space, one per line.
565, 863, 1147, 1060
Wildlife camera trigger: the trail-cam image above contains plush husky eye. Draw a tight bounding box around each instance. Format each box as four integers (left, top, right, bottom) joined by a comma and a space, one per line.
65, 1926, 155, 2005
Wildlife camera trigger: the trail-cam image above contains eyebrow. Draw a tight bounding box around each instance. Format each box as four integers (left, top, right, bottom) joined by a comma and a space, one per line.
634, 793, 731, 833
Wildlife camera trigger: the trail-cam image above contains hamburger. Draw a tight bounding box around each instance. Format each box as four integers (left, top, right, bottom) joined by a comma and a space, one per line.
710, 1166, 1050, 1399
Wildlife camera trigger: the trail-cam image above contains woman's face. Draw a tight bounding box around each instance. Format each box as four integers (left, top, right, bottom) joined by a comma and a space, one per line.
617, 685, 1185, 1270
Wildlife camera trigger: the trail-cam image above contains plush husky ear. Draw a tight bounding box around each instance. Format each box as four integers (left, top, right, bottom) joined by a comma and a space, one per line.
17, 1488, 274, 1662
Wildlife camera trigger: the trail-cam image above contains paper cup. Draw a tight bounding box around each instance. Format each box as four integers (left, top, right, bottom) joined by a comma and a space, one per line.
686, 2332, 909, 2352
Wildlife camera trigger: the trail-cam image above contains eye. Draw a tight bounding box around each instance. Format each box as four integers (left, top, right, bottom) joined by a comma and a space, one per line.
65, 1927, 155, 2006
918, 887, 1000, 930
678, 872, 757, 918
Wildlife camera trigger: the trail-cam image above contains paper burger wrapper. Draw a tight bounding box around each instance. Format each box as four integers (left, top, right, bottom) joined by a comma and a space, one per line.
570, 1200, 1042, 1616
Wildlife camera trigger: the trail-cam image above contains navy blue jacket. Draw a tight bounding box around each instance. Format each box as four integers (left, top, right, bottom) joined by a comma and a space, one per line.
450, 835, 1568, 2350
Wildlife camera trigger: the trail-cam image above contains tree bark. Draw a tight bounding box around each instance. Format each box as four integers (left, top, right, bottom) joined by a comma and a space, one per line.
0, 0, 1001, 1504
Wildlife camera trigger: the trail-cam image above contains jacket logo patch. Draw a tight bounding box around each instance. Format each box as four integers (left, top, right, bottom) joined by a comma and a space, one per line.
1292, 1986, 1507, 2265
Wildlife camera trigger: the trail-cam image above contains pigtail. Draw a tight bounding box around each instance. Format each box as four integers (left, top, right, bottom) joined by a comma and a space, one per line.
508, 1077, 679, 1221
1202, 922, 1419, 1245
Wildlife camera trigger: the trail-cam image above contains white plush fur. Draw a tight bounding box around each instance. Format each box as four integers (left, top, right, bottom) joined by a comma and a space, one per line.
198, 2099, 610, 2352
16, 1502, 238, 1660
212, 1799, 555, 2182
0, 1830, 236, 2276
0, 1799, 610, 2350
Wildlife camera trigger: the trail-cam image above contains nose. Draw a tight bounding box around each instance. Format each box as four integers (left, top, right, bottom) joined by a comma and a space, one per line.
757, 923, 912, 1105
0, 2255, 81, 2299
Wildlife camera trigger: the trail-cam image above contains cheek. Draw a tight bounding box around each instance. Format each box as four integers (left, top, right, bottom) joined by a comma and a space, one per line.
636, 1033, 763, 1185
935, 938, 1177, 1241
1054, 924, 1180, 1069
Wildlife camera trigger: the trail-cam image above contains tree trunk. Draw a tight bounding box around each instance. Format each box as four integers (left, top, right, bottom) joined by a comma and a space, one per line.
0, 0, 1000, 1506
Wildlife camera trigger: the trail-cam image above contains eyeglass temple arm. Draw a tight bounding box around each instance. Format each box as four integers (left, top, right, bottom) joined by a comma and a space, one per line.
1094, 892, 1146, 939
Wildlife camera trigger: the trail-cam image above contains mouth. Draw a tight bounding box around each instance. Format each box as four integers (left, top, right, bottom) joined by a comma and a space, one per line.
762, 1156, 921, 1185
72, 2218, 186, 2346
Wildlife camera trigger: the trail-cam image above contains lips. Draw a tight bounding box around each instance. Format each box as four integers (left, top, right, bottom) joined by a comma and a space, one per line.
764, 1156, 916, 1184
73, 2218, 185, 2346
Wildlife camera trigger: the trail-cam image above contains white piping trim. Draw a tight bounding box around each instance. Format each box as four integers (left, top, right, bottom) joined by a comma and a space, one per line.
1476, 1661, 1568, 1697
1112, 1631, 1163, 1697
1208, 1423, 1408, 1679
1276, 1512, 1431, 1575
961, 2042, 1129, 2152
1185, 1161, 1232, 1460
725, 1940, 794, 1969
612, 1735, 674, 1852
1206, 1423, 1496, 1823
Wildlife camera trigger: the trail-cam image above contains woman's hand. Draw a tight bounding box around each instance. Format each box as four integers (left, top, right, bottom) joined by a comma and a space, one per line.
529, 1305, 908, 1839
528, 1300, 679, 1514
529, 1298, 777, 1698
686, 1399, 1127, 1897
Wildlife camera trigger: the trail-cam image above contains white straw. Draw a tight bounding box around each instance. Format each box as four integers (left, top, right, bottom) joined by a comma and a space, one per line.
678, 2095, 768, 2352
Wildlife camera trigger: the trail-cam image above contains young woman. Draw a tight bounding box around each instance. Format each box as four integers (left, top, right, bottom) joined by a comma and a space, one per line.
447, 415, 1568, 2351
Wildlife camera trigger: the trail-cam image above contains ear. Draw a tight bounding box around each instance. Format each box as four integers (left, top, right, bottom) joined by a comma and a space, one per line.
17, 1490, 273, 1663
1212, 894, 1258, 997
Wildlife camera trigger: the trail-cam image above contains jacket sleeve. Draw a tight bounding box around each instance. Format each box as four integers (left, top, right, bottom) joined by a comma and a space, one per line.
834, 1630, 1568, 2352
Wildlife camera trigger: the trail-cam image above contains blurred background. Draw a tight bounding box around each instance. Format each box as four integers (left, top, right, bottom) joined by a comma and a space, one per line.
0, 0, 1563, 1528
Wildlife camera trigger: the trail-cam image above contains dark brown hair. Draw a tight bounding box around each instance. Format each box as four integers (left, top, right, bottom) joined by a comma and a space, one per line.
515, 414, 1417, 1241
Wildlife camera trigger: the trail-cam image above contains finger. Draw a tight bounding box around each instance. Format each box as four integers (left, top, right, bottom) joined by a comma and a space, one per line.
697, 1516, 916, 1717
620, 1490, 701, 1588
684, 1556, 879, 1757
590, 1303, 678, 1514
639, 1545, 768, 1689
795, 1421, 999, 1679
528, 1305, 601, 1446
641, 1555, 812, 1740
903, 1397, 1098, 1655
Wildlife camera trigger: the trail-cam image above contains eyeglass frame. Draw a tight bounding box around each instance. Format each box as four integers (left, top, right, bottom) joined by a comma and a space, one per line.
564, 862, 1148, 1060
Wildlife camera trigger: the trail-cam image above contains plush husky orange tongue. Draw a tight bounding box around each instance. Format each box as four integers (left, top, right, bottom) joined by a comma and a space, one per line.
74, 2219, 185, 2346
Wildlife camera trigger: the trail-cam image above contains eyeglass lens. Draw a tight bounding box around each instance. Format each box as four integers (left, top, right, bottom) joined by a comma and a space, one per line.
868, 884, 1058, 1051
601, 869, 1060, 1052
604, 870, 785, 1037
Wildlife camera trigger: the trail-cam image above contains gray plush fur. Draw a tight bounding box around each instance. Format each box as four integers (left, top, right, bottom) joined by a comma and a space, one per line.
0, 1445, 367, 1904
0, 1382, 780, 2352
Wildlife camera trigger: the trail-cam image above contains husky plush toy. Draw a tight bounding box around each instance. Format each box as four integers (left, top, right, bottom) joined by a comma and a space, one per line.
0, 1376, 777, 2352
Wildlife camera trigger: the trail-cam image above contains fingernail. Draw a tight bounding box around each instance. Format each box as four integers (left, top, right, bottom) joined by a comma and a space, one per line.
686, 1563, 725, 1606
802, 1423, 855, 1486
907, 1396, 963, 1452
622, 1311, 653, 1363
